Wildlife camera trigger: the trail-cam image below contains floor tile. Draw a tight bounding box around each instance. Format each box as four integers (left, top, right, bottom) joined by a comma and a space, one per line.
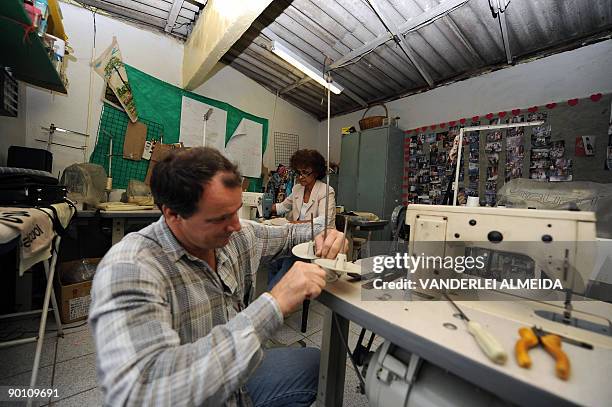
284, 310, 323, 337
0, 335, 57, 379
306, 326, 384, 354
56, 329, 95, 363
308, 300, 328, 316
342, 360, 369, 407
271, 323, 304, 346
52, 354, 98, 401
50, 387, 102, 407
0, 365, 53, 388
58, 321, 90, 334
306, 330, 322, 348
0, 315, 59, 333
348, 330, 384, 352
0, 365, 53, 407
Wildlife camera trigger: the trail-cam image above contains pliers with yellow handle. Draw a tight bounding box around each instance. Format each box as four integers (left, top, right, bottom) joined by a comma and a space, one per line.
515, 326, 570, 380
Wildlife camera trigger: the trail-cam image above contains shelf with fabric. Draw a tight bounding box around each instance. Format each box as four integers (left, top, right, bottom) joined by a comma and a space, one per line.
0, 0, 67, 94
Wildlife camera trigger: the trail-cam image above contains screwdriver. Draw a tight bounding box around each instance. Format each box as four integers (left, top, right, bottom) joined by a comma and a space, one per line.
444, 293, 508, 365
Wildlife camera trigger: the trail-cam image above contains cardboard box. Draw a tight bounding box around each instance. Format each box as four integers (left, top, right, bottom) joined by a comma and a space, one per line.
55, 258, 100, 324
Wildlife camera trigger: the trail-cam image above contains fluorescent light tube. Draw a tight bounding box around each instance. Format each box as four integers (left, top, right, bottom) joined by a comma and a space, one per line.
271, 41, 343, 94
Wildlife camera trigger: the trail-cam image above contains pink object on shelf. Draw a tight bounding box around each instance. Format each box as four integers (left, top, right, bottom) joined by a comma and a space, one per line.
24, 3, 42, 27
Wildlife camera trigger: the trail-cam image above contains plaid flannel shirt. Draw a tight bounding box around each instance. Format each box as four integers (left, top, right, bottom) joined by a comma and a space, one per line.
89, 216, 323, 406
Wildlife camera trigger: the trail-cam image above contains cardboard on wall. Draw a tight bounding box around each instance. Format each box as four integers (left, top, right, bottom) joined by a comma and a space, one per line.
145, 143, 183, 185
123, 121, 148, 161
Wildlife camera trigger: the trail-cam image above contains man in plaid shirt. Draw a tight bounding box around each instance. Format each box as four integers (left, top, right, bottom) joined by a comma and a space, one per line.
89, 147, 346, 406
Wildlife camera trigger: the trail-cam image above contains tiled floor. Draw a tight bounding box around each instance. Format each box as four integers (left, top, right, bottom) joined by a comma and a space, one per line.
0, 317, 101, 406
0, 301, 381, 406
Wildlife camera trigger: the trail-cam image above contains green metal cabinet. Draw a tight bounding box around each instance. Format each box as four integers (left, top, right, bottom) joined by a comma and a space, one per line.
337, 125, 404, 240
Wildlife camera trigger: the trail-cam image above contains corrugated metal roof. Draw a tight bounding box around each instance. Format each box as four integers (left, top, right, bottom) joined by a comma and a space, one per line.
73, 0, 205, 38
221, 0, 612, 119
68, 0, 612, 119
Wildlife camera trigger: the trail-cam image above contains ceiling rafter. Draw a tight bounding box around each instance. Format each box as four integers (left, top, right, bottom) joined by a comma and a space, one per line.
165, 0, 184, 33
366, 0, 434, 87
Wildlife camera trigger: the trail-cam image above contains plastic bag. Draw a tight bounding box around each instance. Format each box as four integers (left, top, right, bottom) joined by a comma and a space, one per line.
497, 178, 612, 238
61, 163, 107, 207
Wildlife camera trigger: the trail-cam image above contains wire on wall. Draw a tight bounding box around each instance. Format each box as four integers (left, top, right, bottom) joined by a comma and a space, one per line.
85, 8, 97, 157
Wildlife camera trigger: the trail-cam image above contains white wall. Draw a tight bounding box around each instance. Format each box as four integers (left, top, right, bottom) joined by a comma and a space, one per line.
0, 1, 319, 176
320, 39, 612, 164
11, 2, 184, 177
192, 63, 320, 170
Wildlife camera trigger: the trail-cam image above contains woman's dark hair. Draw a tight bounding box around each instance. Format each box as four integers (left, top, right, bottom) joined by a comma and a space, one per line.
289, 149, 327, 180
151, 147, 241, 218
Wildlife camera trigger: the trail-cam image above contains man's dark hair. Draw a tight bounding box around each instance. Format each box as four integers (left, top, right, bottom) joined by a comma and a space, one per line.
289, 149, 327, 180
151, 147, 242, 218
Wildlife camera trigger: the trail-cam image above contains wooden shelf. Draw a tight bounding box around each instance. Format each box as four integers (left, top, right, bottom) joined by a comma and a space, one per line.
0, 0, 67, 94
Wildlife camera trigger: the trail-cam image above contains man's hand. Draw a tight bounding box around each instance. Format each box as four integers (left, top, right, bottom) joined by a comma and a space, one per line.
270, 261, 326, 316
314, 229, 348, 259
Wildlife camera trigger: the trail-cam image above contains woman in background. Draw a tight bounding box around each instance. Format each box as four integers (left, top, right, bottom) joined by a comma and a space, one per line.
269, 149, 336, 288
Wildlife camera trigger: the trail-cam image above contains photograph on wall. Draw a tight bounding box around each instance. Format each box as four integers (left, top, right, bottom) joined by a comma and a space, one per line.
550, 140, 565, 159
510, 114, 525, 124
549, 155, 573, 182
485, 141, 502, 153
506, 165, 522, 179
485, 190, 496, 206
486, 165, 498, 181
531, 148, 550, 161
583, 136, 596, 156
607, 106, 612, 169
576, 135, 596, 156
487, 153, 499, 167
530, 168, 547, 180
527, 112, 548, 122
531, 125, 552, 147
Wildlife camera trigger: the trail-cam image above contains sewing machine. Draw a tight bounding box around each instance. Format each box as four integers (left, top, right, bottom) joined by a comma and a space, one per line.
239, 192, 263, 220
405, 204, 600, 297
316, 204, 612, 407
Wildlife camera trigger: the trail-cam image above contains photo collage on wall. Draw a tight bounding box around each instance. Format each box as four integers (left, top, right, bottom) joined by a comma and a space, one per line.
465, 124, 480, 201
506, 115, 525, 182
607, 100, 612, 170
484, 119, 502, 206
407, 133, 426, 204
407, 129, 457, 204
528, 112, 573, 182
405, 106, 581, 205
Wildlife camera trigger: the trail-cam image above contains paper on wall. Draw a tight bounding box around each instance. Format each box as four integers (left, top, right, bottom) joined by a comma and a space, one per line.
225, 119, 262, 178
179, 96, 227, 150
92, 37, 138, 122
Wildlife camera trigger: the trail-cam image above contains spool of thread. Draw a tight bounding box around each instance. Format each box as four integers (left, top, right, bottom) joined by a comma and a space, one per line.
105, 178, 113, 191
466, 196, 480, 207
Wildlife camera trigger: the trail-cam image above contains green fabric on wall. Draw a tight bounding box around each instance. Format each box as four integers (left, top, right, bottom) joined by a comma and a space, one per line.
91, 65, 268, 191
124, 65, 183, 142
124, 65, 268, 149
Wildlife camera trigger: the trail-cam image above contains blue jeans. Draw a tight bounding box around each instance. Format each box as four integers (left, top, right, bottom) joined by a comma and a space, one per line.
267, 256, 299, 290
246, 347, 320, 407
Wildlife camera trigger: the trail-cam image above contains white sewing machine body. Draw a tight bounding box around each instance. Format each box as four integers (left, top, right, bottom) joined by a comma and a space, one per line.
406, 204, 597, 282
239, 192, 263, 220
358, 205, 612, 407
